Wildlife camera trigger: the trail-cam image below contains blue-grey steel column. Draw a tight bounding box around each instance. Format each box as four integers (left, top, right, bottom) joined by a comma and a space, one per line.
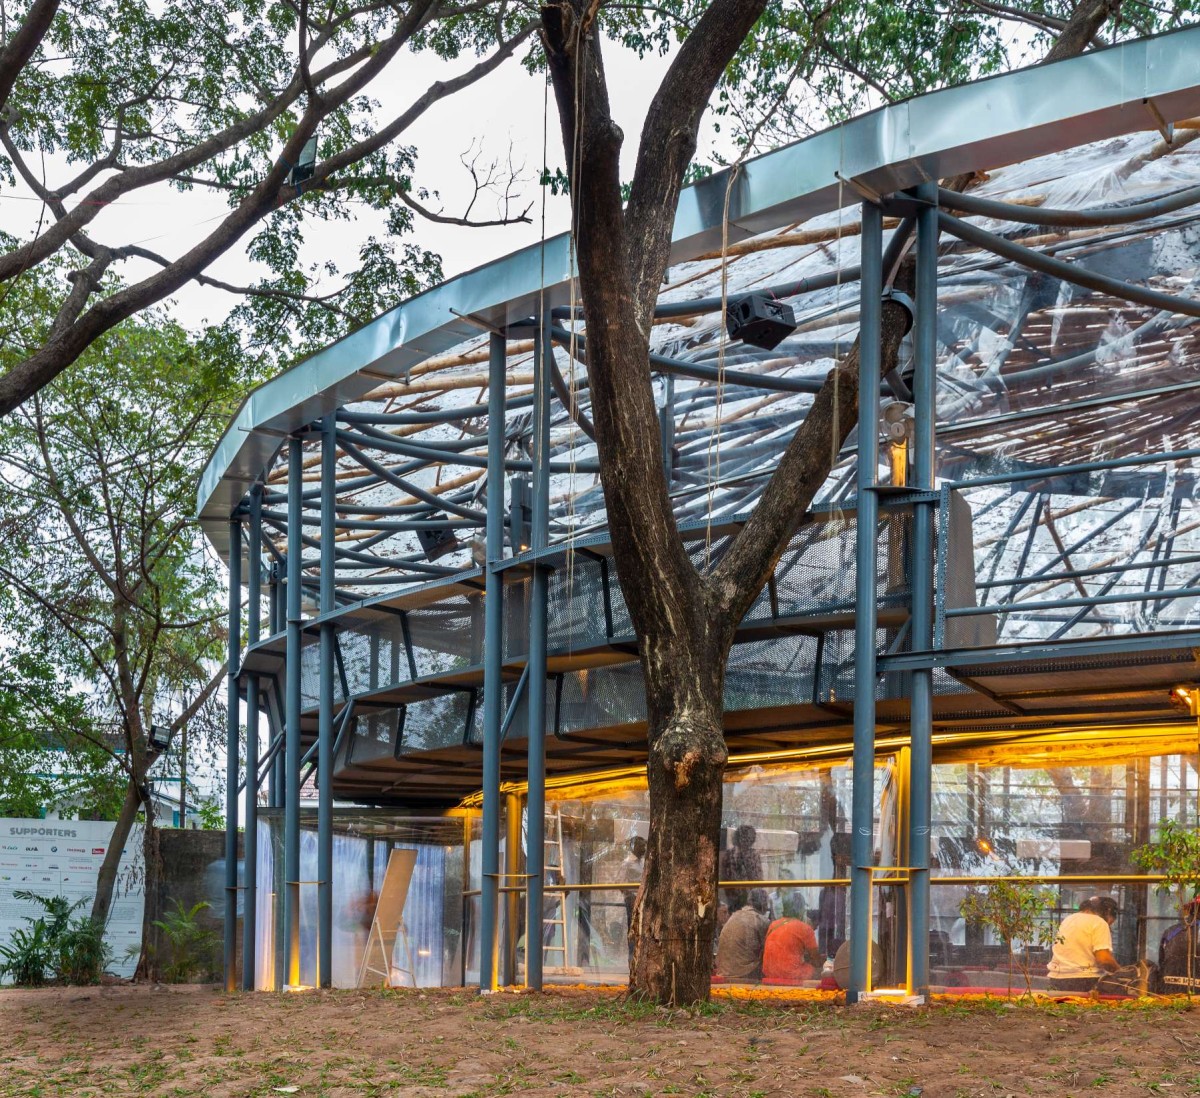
317, 416, 336, 988
284, 436, 304, 987
907, 182, 939, 997
480, 331, 506, 991
849, 201, 883, 1004
269, 568, 283, 809
243, 484, 262, 991
524, 316, 552, 990
224, 515, 243, 992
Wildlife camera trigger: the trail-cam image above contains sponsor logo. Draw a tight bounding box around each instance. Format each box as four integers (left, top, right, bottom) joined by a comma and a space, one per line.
91, 848, 106, 856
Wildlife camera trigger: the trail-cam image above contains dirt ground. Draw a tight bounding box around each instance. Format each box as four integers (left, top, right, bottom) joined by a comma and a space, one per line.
4, 986, 1200, 1097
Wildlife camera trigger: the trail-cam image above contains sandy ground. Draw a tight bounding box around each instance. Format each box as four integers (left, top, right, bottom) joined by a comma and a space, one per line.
3, 985, 1200, 1097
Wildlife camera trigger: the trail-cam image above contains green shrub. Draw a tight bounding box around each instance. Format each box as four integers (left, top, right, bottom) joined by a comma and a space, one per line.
0, 921, 55, 986
960, 879, 1057, 994
150, 900, 219, 983
54, 916, 112, 985
0, 891, 111, 986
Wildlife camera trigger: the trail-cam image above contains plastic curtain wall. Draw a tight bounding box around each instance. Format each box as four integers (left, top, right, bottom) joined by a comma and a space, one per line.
254, 811, 462, 990
524, 750, 1199, 990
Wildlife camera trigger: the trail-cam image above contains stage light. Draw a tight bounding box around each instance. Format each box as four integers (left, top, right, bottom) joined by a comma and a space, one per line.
289, 134, 318, 188
416, 518, 459, 561
725, 294, 797, 351
148, 723, 172, 751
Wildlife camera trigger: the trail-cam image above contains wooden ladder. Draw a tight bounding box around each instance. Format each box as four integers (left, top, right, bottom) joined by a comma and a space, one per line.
541, 807, 573, 973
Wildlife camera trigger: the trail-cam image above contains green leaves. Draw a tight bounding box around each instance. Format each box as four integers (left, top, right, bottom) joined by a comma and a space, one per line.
1133, 820, 1200, 907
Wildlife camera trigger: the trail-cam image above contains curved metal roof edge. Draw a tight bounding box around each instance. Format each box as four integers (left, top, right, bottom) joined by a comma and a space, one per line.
197, 23, 1200, 554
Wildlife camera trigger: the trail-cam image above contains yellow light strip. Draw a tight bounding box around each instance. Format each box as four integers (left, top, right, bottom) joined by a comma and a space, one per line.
458, 720, 1197, 806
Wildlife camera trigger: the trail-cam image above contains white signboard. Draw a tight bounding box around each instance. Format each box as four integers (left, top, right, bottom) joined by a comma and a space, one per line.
0, 818, 145, 981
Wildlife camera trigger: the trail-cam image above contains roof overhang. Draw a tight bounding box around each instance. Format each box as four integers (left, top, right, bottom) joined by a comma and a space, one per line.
196, 23, 1200, 558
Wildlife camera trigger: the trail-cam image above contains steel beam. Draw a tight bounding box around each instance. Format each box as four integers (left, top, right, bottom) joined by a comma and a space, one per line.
524, 316, 553, 990
907, 182, 938, 999
243, 484, 262, 990
317, 416, 336, 988
284, 436, 303, 988
224, 514, 242, 992
479, 331, 505, 991
849, 200, 883, 1003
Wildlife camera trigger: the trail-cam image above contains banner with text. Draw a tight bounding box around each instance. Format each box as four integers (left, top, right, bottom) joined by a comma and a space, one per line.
0, 818, 144, 980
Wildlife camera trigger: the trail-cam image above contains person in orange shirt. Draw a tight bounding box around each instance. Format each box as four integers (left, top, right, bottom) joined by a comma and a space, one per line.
762, 914, 823, 984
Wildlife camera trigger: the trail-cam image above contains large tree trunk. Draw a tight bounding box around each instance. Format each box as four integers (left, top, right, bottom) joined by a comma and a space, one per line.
631, 633, 730, 1003
90, 780, 141, 924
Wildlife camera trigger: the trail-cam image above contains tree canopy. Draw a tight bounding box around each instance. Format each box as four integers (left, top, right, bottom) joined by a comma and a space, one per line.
0, 246, 252, 927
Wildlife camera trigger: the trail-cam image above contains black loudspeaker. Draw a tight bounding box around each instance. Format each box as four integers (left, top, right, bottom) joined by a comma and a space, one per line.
416, 524, 458, 561
725, 294, 797, 350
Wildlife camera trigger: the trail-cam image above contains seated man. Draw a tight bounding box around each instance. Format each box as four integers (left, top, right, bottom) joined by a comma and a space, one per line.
1157, 896, 1200, 994
1047, 895, 1120, 993
715, 889, 770, 982
762, 914, 823, 984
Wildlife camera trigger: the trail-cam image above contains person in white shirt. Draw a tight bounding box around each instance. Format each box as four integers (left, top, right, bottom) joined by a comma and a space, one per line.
1048, 895, 1120, 993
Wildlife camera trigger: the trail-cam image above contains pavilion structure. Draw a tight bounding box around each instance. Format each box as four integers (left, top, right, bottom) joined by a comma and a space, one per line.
199, 26, 1200, 998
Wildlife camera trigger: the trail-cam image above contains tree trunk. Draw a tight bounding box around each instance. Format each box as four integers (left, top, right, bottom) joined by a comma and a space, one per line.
629, 622, 733, 1004
90, 780, 141, 924
134, 809, 162, 982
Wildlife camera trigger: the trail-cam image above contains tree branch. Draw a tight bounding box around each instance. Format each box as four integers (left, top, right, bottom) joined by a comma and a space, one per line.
0, 0, 58, 113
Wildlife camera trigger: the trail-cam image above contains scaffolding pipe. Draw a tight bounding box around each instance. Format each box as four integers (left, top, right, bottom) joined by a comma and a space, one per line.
525, 316, 553, 991
849, 200, 883, 1003
223, 514, 242, 992
317, 416, 336, 988
936, 181, 1200, 228
284, 436, 303, 988
908, 182, 939, 999
938, 210, 1200, 319
479, 331, 506, 992
243, 484, 262, 991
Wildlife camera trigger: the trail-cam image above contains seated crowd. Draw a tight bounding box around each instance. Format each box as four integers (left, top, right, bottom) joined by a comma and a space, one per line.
715, 889, 824, 985
712, 887, 1200, 995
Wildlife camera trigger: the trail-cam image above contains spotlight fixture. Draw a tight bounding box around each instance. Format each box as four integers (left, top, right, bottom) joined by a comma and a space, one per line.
148, 723, 173, 751
880, 400, 915, 443
1171, 684, 1200, 716
416, 518, 459, 561
725, 294, 797, 351
288, 134, 318, 189
509, 476, 532, 553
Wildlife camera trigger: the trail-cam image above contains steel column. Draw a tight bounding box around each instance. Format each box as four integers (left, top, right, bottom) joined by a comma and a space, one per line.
849, 201, 883, 1003
284, 436, 304, 987
502, 792, 523, 986
268, 567, 283, 809
524, 316, 552, 990
243, 484, 262, 991
480, 331, 506, 991
317, 416, 336, 988
907, 182, 939, 998
223, 515, 242, 992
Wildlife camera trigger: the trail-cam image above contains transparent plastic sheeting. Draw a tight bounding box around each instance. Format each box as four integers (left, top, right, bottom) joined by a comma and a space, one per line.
263, 127, 1200, 765
275, 127, 1200, 593
253, 812, 463, 990
483, 752, 1200, 989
